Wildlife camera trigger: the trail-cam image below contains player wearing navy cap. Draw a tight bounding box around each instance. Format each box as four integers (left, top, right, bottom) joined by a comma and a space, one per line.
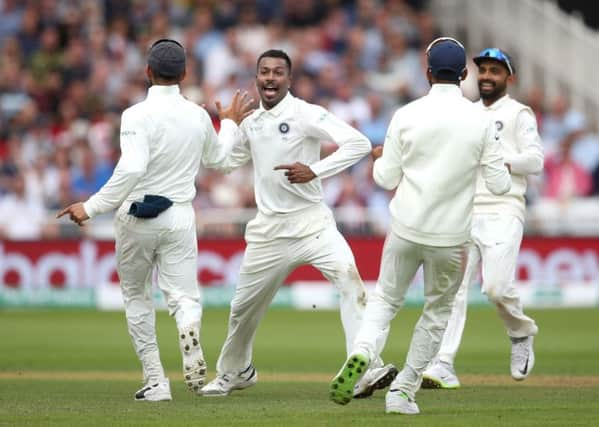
329, 38, 512, 414
423, 47, 543, 389
58, 39, 253, 401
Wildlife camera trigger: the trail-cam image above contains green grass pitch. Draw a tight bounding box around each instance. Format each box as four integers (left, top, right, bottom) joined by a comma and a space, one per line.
1, 307, 598, 426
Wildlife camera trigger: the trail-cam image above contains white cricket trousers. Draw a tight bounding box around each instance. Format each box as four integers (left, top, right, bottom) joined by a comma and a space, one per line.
437, 214, 538, 365
215, 222, 381, 375
114, 202, 202, 383
353, 233, 467, 400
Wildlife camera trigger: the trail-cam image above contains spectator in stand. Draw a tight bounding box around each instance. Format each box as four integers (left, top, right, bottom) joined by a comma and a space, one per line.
0, 0, 23, 43
0, 133, 22, 195
365, 26, 424, 102
540, 95, 586, 157
524, 85, 545, 134
70, 143, 113, 201
566, 114, 599, 176
0, 58, 32, 127
332, 172, 369, 234
0, 172, 47, 240
5, 0, 588, 239
543, 123, 592, 201
359, 92, 393, 147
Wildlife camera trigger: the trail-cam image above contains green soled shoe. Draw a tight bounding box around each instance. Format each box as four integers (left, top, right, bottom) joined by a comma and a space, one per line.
330, 353, 369, 405
421, 362, 460, 389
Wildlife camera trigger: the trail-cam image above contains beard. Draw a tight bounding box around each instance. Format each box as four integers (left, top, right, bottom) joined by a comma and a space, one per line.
478, 81, 506, 102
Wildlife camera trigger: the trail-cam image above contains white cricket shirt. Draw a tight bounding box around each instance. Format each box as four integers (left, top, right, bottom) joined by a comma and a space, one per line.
473, 95, 544, 222
218, 92, 371, 241
373, 84, 511, 247
84, 85, 225, 218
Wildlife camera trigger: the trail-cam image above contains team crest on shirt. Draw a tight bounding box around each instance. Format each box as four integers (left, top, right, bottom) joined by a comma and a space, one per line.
279, 122, 290, 134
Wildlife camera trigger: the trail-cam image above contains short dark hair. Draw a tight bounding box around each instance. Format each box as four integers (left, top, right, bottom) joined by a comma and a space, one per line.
257, 49, 292, 74
150, 70, 182, 83
148, 39, 186, 82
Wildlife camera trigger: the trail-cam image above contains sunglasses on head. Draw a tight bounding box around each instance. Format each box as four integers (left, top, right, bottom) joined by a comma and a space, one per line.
475, 48, 514, 75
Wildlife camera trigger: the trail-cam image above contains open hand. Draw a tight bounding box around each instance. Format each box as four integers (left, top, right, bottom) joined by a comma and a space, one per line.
274, 162, 317, 184
215, 90, 255, 125
57, 202, 89, 226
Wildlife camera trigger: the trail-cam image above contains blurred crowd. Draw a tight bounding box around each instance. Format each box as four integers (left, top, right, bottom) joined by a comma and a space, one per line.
0, 0, 598, 240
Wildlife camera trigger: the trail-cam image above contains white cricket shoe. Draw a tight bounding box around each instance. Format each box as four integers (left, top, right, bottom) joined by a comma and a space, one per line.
201, 365, 258, 397
510, 336, 535, 381
421, 361, 460, 389
179, 325, 207, 394
385, 389, 420, 415
353, 363, 399, 398
134, 378, 172, 401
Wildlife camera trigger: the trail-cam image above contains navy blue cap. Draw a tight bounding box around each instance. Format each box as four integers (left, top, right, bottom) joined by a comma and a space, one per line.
148, 39, 186, 78
426, 37, 466, 81
473, 48, 515, 75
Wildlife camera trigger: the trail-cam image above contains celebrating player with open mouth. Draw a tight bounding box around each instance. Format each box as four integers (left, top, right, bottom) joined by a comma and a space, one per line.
200, 49, 397, 398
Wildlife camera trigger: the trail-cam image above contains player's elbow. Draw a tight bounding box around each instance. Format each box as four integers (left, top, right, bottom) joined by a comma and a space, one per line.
530, 156, 544, 175
359, 138, 373, 155
375, 179, 395, 191
347, 137, 372, 159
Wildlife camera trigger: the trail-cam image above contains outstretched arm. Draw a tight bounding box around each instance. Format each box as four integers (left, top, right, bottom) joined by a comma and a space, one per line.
204, 90, 254, 172
56, 202, 89, 226
58, 109, 149, 225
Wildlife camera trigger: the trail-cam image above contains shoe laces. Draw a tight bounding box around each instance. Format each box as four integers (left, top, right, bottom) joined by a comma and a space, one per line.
511, 337, 530, 365
217, 365, 254, 385
217, 375, 231, 384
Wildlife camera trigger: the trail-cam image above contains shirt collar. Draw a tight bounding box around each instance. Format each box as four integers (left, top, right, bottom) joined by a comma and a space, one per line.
257, 91, 294, 117
147, 85, 180, 98
479, 93, 511, 111
428, 83, 463, 96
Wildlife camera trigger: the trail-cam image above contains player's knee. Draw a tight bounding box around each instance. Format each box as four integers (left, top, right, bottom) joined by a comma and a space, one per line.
335, 265, 367, 304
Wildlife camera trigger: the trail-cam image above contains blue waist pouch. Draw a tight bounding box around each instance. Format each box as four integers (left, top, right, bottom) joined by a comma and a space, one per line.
128, 195, 173, 218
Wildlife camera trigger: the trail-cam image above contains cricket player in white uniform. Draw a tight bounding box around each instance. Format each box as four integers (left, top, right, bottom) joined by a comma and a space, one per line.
201, 49, 397, 397
422, 48, 543, 389
329, 38, 512, 414
58, 39, 252, 401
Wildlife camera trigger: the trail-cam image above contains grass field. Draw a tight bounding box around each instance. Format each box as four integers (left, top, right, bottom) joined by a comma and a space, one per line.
1, 307, 598, 426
